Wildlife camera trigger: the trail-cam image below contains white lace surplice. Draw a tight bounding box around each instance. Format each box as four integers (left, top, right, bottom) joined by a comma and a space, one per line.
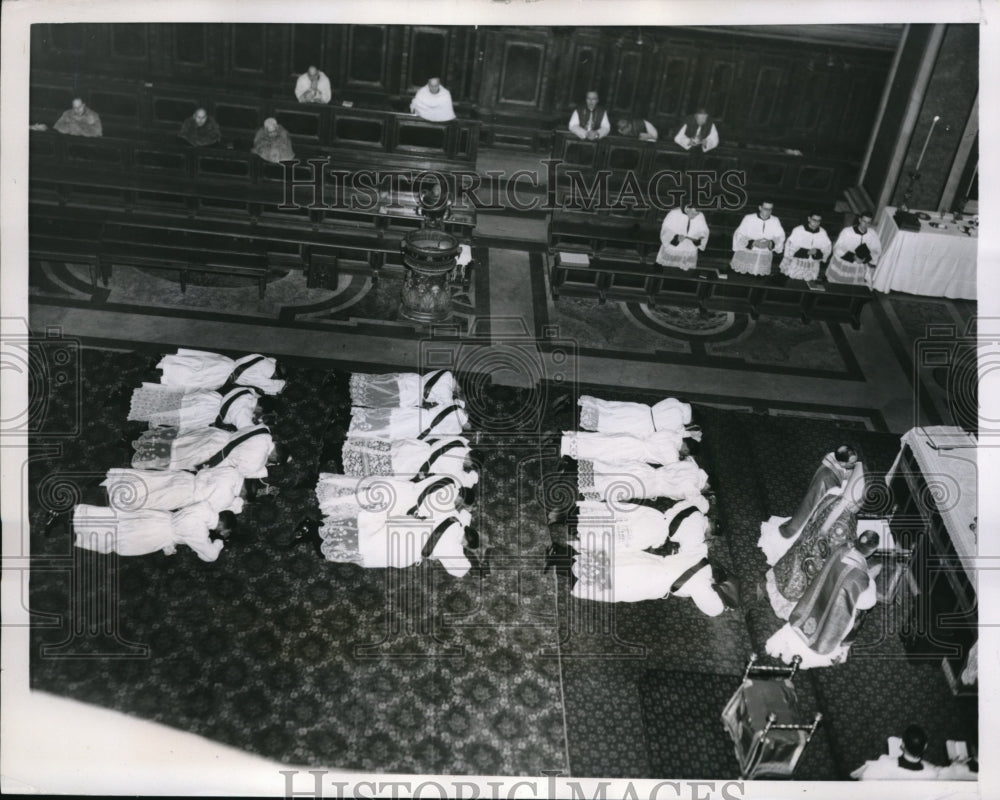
349, 371, 456, 408
348, 405, 468, 439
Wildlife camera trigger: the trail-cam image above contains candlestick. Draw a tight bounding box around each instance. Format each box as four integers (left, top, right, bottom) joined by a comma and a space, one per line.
915, 115, 941, 173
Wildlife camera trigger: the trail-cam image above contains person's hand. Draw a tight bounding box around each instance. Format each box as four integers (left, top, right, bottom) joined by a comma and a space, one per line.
810, 248, 822, 259
638, 133, 653, 142
586, 130, 600, 140
29, 123, 48, 131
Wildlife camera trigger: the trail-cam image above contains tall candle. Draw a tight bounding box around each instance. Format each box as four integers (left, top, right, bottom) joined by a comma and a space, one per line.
915, 115, 941, 173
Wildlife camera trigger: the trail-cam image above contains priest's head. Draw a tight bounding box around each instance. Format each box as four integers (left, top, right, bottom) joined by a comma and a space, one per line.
834, 444, 859, 469
758, 201, 775, 219
263, 117, 279, 135
307, 65, 319, 78
585, 91, 599, 110
71, 98, 87, 116
193, 108, 209, 127
855, 529, 880, 557
856, 211, 874, 232
806, 212, 823, 231
694, 108, 709, 125
427, 77, 443, 94
683, 203, 700, 219
901, 725, 929, 761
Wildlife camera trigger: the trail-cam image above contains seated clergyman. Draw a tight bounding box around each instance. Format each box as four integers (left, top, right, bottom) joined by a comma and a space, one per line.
673, 108, 719, 152
295, 65, 332, 104
178, 107, 222, 147
568, 91, 610, 140
826, 212, 882, 287
615, 117, 658, 142
410, 77, 456, 122
39, 97, 103, 137
252, 117, 295, 163
779, 212, 832, 281
656, 203, 710, 271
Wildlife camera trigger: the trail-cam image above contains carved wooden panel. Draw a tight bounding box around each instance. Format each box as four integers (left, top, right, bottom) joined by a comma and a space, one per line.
609, 48, 644, 113
791, 70, 828, 131
700, 56, 738, 121
652, 50, 696, 118
499, 40, 546, 106
229, 24, 266, 75
110, 24, 147, 60
404, 26, 450, 91
173, 24, 208, 67
276, 109, 323, 140
748, 65, 785, 127
564, 34, 604, 109
346, 25, 390, 89
291, 25, 327, 75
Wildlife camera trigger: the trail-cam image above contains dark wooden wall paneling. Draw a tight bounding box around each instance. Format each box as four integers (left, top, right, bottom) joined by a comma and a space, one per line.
31, 23, 895, 157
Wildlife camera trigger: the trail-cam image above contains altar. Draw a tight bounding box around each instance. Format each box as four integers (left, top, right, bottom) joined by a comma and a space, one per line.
885, 426, 978, 694
871, 207, 977, 300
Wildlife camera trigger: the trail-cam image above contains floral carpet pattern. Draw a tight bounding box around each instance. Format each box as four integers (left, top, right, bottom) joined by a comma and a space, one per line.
26, 349, 976, 778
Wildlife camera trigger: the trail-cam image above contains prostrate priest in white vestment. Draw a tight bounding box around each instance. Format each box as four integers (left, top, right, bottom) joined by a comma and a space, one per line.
410, 78, 456, 122
321, 508, 473, 577
560, 429, 690, 465
131, 424, 277, 478
315, 473, 464, 523
348, 403, 469, 439
778, 213, 832, 281
826, 212, 882, 287
101, 466, 246, 514
571, 542, 725, 616
730, 202, 786, 276
349, 370, 458, 408
577, 459, 709, 503
341, 436, 477, 486
157, 349, 285, 395
127, 385, 260, 430
578, 396, 698, 438
72, 500, 226, 562
571, 495, 712, 554
656, 205, 710, 271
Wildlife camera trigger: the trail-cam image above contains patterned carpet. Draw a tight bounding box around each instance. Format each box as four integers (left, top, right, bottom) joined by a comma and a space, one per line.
26, 348, 976, 778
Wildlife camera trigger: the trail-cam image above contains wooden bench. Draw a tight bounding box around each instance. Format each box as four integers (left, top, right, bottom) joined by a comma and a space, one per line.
30, 73, 481, 170
30, 130, 478, 239
549, 250, 872, 328
99, 239, 272, 298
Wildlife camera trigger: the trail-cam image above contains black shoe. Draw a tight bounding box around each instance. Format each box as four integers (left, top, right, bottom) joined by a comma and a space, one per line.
464, 525, 480, 550
287, 518, 322, 556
